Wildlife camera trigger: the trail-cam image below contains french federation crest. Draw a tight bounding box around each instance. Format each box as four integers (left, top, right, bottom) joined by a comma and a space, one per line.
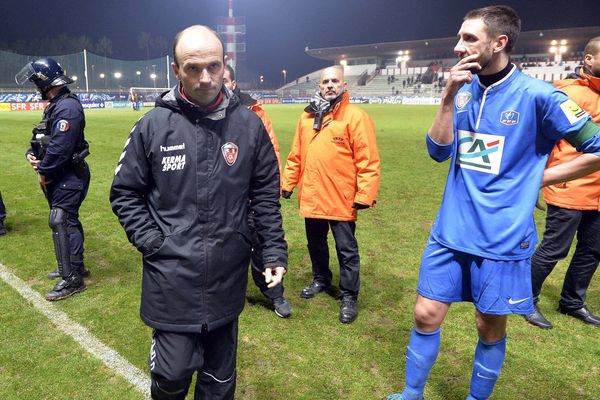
221, 142, 238, 166
455, 92, 472, 109
500, 110, 519, 126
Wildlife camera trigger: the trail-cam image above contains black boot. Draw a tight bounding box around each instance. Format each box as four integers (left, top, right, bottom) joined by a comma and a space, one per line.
0, 219, 6, 236
46, 272, 86, 301
339, 297, 358, 324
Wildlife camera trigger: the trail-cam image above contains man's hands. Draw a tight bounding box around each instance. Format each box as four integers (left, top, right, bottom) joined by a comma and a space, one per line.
27, 153, 41, 171
352, 202, 369, 210
264, 266, 286, 288
281, 190, 292, 199
444, 53, 482, 98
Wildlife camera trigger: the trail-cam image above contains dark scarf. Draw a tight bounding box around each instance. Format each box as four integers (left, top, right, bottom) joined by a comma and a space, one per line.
306, 91, 344, 131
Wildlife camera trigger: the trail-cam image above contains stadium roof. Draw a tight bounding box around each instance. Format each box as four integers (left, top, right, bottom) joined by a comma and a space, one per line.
305, 26, 600, 62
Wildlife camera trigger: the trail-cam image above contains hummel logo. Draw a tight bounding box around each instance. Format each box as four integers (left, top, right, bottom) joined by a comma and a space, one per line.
508, 297, 529, 305
477, 372, 494, 380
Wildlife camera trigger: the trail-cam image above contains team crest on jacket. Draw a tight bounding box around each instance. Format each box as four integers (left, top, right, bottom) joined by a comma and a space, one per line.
221, 142, 238, 166
57, 120, 70, 132
455, 92, 472, 109
500, 110, 519, 126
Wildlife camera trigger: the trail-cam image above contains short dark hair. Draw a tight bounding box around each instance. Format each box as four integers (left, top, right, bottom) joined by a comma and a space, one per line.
225, 64, 235, 81
172, 25, 225, 66
584, 36, 600, 57
464, 5, 521, 53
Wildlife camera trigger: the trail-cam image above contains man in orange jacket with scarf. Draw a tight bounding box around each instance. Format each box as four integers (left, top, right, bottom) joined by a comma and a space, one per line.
525, 36, 600, 329
282, 65, 380, 323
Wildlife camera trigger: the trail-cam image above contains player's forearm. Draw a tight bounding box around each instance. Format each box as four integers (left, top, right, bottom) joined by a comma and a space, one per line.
428, 96, 455, 144
541, 153, 600, 187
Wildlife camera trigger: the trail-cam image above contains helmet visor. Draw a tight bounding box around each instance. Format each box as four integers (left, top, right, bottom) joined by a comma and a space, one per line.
15, 63, 36, 85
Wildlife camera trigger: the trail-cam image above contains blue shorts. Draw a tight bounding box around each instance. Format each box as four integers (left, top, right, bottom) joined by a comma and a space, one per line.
417, 238, 534, 315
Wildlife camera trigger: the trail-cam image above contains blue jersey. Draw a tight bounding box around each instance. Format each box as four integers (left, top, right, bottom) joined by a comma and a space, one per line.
429, 66, 599, 260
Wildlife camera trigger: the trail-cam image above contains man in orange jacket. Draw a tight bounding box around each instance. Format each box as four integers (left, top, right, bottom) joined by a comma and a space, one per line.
223, 64, 291, 318
282, 65, 380, 323
525, 36, 600, 329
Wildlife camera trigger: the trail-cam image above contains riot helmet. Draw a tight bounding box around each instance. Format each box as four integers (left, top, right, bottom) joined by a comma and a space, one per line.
15, 58, 74, 89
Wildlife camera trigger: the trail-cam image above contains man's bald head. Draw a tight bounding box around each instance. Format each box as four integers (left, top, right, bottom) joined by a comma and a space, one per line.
173, 25, 224, 66
319, 66, 346, 100
171, 25, 226, 106
583, 36, 600, 77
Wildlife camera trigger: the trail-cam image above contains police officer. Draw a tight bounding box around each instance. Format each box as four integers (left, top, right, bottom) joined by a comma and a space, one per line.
16, 58, 90, 301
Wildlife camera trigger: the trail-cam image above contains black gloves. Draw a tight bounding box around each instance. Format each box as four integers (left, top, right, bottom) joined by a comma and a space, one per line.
352, 202, 369, 210
281, 190, 292, 199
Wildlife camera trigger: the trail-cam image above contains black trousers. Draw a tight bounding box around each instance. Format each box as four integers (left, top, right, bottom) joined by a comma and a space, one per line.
0, 191, 5, 221
531, 204, 600, 310
150, 319, 238, 400
305, 218, 360, 299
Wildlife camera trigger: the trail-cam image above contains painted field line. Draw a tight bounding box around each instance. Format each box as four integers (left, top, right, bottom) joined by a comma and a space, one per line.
0, 263, 150, 399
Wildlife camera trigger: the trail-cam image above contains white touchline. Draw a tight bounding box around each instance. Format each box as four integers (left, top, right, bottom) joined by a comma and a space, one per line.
0, 263, 150, 399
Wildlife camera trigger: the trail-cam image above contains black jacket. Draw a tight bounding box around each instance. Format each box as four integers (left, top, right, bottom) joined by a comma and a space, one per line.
27, 88, 88, 190
110, 86, 287, 332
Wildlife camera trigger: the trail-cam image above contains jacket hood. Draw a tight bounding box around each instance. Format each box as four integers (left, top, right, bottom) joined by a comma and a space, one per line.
580, 68, 600, 93
233, 86, 258, 107
155, 84, 239, 121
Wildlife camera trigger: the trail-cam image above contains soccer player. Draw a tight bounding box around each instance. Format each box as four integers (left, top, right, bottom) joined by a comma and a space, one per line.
387, 6, 600, 400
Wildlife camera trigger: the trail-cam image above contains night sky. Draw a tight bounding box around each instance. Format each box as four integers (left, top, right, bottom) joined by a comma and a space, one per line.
2, 0, 599, 86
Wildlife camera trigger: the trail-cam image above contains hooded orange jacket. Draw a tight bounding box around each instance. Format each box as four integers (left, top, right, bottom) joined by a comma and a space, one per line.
282, 92, 380, 221
544, 70, 600, 210
249, 102, 282, 176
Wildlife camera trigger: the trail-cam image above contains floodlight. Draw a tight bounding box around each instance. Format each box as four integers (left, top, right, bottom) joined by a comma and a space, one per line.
99, 73, 105, 78
72, 76, 78, 82
150, 73, 157, 80
549, 46, 557, 54
114, 72, 122, 79
136, 71, 141, 75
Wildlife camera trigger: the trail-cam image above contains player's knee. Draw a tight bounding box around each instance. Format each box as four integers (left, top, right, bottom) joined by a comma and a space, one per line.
413, 303, 443, 329
475, 315, 506, 342
48, 207, 67, 231
150, 373, 191, 400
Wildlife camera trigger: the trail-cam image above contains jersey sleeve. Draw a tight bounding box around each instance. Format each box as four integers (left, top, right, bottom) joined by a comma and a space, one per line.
540, 89, 591, 143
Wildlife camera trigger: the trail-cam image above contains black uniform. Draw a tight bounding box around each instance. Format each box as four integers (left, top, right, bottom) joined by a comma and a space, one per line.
0, 191, 6, 235
110, 86, 287, 399
27, 87, 90, 295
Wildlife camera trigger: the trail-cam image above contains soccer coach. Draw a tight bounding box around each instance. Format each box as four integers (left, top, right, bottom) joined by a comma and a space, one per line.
110, 25, 287, 399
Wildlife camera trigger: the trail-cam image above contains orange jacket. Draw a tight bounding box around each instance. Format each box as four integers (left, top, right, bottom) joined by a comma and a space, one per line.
249, 102, 282, 176
282, 92, 380, 221
543, 70, 600, 210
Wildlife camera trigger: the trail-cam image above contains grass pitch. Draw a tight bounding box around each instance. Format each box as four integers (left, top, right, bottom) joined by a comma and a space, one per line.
0, 105, 598, 399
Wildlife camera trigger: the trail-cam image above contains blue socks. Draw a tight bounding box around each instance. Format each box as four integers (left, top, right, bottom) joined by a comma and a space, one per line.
400, 327, 441, 400
468, 336, 507, 400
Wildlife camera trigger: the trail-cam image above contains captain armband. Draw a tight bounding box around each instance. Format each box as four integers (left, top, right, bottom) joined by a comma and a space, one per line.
565, 120, 600, 153
426, 133, 454, 162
